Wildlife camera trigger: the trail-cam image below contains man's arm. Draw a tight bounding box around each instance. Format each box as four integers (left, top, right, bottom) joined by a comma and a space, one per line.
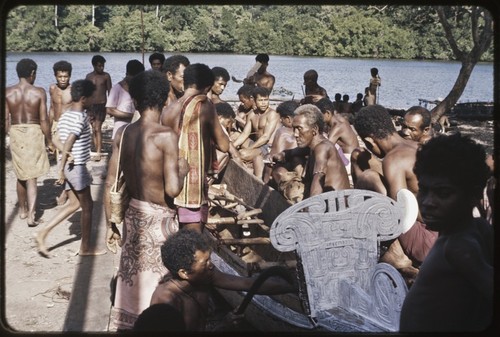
310, 143, 329, 196
160, 129, 189, 198
38, 88, 53, 150
383, 154, 409, 200
211, 267, 296, 294
48, 86, 55, 128
206, 104, 230, 153
232, 111, 255, 148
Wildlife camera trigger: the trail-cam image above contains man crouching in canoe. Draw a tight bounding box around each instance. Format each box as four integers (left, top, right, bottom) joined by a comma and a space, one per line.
150, 229, 297, 331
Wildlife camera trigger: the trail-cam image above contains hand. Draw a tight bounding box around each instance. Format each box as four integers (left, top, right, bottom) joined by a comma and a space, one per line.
56, 169, 66, 185
47, 142, 56, 154
178, 157, 190, 177
106, 224, 122, 254
272, 151, 285, 163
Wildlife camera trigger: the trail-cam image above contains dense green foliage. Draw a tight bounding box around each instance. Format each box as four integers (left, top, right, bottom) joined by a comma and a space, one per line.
4, 4, 494, 61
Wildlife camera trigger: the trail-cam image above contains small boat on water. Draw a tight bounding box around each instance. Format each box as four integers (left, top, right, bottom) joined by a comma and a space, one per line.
206, 159, 418, 332
418, 98, 494, 121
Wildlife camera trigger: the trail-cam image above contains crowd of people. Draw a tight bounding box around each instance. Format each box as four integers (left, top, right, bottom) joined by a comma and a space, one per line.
5, 52, 494, 332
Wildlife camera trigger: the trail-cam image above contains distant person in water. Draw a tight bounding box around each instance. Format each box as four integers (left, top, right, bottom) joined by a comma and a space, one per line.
351, 92, 364, 113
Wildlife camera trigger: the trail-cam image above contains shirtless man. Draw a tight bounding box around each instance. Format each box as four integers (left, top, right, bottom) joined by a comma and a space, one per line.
399, 106, 434, 145
300, 69, 328, 104
352, 105, 438, 276
369, 67, 381, 104
104, 70, 189, 330
243, 54, 275, 92
234, 84, 256, 131
273, 104, 350, 198
49, 60, 73, 205
85, 55, 112, 161
400, 133, 493, 331
315, 97, 359, 186
232, 87, 280, 181
161, 54, 190, 107
150, 229, 296, 331
161, 63, 230, 233
5, 58, 52, 227
208, 66, 230, 104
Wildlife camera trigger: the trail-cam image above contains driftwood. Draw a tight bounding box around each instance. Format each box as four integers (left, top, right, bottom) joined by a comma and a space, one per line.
208, 217, 265, 225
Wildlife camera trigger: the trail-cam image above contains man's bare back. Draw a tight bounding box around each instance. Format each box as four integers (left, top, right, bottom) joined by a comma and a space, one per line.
6, 81, 48, 127
327, 114, 359, 154
116, 121, 186, 207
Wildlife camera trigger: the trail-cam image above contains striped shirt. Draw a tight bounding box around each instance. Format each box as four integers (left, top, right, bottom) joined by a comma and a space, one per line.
57, 110, 91, 165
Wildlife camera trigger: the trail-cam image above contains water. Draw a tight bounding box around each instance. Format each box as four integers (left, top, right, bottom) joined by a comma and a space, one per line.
4, 52, 493, 109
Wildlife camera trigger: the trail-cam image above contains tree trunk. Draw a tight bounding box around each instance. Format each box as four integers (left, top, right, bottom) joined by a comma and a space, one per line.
430, 58, 476, 124
431, 6, 493, 124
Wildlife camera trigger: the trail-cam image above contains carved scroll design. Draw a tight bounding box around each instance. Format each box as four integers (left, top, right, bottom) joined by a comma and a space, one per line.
270, 189, 416, 331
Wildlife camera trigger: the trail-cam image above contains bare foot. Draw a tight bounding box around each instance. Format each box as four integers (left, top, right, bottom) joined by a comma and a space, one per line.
27, 213, 38, 227
91, 153, 102, 162
19, 203, 28, 219
77, 249, 107, 257
35, 232, 50, 258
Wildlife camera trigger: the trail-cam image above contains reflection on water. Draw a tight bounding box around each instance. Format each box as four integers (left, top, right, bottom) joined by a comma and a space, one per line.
4, 52, 493, 109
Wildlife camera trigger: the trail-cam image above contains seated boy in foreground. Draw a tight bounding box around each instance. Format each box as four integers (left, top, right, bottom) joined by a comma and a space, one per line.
150, 229, 296, 331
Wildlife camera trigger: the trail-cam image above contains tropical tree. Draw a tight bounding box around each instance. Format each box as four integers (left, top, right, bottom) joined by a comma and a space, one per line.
431, 6, 493, 122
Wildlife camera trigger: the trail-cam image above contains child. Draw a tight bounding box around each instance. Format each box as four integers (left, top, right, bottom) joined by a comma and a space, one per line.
150, 229, 296, 331
36, 79, 106, 258
400, 133, 493, 331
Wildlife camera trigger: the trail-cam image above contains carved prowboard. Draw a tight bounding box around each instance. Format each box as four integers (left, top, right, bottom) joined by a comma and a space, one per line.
270, 189, 418, 331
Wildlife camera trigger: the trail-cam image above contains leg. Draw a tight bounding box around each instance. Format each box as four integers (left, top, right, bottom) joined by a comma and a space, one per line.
16, 179, 28, 219
92, 120, 103, 161
26, 178, 38, 226
35, 189, 81, 257
74, 186, 106, 256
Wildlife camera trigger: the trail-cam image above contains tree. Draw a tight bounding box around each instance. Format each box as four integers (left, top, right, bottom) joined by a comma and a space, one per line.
431, 6, 493, 122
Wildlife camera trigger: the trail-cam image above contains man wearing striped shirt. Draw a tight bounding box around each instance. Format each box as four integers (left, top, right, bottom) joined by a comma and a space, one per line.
36, 79, 106, 258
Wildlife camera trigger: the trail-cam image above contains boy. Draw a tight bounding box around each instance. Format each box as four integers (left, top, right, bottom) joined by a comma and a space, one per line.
85, 55, 112, 161
208, 66, 230, 104
233, 87, 280, 181
400, 133, 493, 331
150, 229, 296, 331
36, 79, 106, 258
49, 60, 73, 205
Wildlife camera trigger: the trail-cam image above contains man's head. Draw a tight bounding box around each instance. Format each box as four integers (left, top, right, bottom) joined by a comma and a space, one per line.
251, 86, 270, 113
354, 105, 396, 157
292, 104, 324, 148
183, 63, 215, 94
161, 229, 212, 283
277, 100, 299, 128
414, 133, 490, 232
16, 58, 37, 81
70, 79, 96, 106
148, 52, 165, 71
53, 61, 72, 89
91, 55, 106, 74
314, 97, 336, 124
215, 102, 236, 130
129, 70, 169, 114
237, 85, 255, 110
400, 106, 432, 143
342, 94, 349, 102
303, 69, 318, 86
162, 54, 190, 95
255, 54, 270, 73
211, 67, 230, 96
370, 67, 379, 77
334, 93, 341, 102
126, 59, 145, 78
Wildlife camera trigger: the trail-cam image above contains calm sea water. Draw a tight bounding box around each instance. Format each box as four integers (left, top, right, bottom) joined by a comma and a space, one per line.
4, 52, 494, 109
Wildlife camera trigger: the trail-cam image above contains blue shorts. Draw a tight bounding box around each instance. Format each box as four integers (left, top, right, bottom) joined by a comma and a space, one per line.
64, 163, 92, 192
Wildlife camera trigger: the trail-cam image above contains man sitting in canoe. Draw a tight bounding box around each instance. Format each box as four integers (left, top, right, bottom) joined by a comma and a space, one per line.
150, 229, 296, 331
272, 104, 350, 199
